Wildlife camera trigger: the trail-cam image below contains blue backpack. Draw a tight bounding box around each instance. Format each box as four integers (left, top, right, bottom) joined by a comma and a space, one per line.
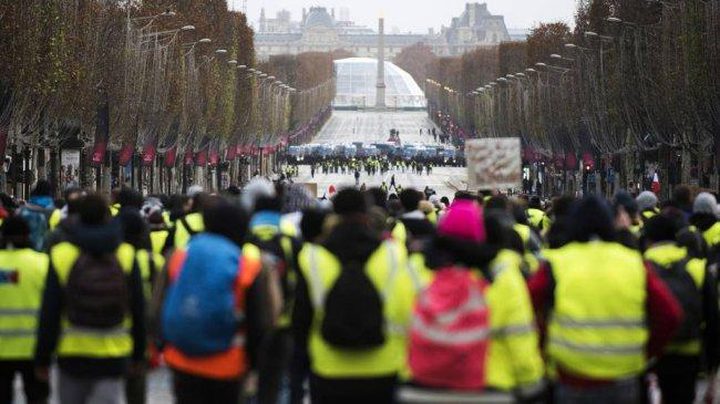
18, 204, 53, 251
162, 234, 244, 356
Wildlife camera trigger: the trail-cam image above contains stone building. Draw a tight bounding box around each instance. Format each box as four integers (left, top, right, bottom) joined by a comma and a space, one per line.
254, 3, 514, 60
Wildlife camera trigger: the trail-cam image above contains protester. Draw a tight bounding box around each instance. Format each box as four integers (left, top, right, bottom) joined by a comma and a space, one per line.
161, 200, 271, 404
0, 217, 50, 404
36, 193, 146, 404
643, 213, 720, 404
293, 188, 413, 403
529, 196, 683, 404
18, 180, 56, 251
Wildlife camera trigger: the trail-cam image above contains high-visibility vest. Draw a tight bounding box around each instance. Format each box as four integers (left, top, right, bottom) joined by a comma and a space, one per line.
174, 212, 204, 249
163, 243, 262, 380
50, 242, 137, 359
136, 249, 165, 300
150, 229, 169, 256
545, 241, 648, 380
645, 243, 705, 356
298, 241, 414, 378
48, 209, 62, 230
527, 208, 546, 230
702, 222, 720, 249
0, 249, 49, 360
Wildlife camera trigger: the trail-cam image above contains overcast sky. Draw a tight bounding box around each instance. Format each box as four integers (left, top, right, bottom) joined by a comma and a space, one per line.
229, 0, 577, 33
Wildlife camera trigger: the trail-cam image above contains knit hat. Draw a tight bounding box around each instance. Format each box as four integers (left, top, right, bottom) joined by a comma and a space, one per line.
283, 183, 316, 213
636, 191, 658, 212
693, 192, 718, 216
614, 190, 639, 216
438, 200, 486, 243
241, 178, 276, 213
187, 185, 204, 197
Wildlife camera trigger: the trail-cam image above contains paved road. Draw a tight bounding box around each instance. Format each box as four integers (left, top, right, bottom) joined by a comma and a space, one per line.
313, 110, 440, 146
295, 109, 467, 197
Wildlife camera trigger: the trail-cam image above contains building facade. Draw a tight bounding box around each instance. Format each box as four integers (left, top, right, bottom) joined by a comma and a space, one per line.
254, 3, 513, 61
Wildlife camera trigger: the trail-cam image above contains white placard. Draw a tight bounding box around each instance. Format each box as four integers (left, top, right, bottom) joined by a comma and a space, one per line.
466, 137, 522, 191
61, 149, 80, 169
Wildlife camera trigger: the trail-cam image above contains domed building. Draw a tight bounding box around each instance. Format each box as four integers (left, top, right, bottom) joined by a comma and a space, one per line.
334, 58, 426, 109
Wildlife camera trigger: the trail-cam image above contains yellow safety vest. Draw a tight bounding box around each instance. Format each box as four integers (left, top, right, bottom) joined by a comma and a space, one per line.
644, 243, 705, 356
150, 230, 169, 256
110, 204, 121, 217
136, 249, 165, 300
50, 242, 137, 359
298, 241, 414, 378
0, 249, 49, 359
527, 208, 546, 230
174, 212, 204, 249
545, 241, 648, 380
702, 222, 720, 249
48, 209, 62, 230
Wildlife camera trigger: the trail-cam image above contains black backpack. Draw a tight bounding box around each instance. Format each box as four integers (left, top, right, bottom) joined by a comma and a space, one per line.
65, 252, 129, 329
651, 259, 702, 342
318, 243, 398, 350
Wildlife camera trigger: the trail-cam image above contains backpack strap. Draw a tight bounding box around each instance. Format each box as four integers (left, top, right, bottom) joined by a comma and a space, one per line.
179, 216, 197, 236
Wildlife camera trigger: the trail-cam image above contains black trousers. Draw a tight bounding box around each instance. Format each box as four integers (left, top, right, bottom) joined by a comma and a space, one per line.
0, 360, 49, 404
172, 369, 242, 404
655, 354, 699, 404
310, 374, 396, 404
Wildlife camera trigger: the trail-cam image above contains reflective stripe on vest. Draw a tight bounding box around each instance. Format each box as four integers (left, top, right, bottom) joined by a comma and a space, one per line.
546, 241, 648, 380
50, 242, 136, 359
413, 284, 491, 345
0, 249, 49, 359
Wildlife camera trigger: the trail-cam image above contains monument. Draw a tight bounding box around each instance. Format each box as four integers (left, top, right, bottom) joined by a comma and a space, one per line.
375, 17, 386, 109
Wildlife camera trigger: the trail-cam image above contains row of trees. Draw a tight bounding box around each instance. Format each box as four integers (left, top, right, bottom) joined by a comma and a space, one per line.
0, 1, 334, 197
419, 0, 720, 195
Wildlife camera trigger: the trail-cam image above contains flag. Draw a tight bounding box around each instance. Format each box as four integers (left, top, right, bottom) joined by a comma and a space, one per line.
90, 98, 110, 167
164, 145, 177, 167
118, 143, 134, 166
651, 172, 661, 194
183, 148, 194, 166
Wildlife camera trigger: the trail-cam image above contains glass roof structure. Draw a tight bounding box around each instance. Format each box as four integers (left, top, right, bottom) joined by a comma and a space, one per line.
334, 58, 426, 109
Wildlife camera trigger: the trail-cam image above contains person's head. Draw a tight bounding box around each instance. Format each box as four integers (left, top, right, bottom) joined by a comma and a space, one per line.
365, 187, 388, 210
333, 188, 368, 218
440, 196, 450, 208
672, 185, 693, 210
254, 195, 283, 213
119, 210, 147, 248
485, 195, 509, 212
1, 216, 31, 248
399, 188, 422, 212
65, 188, 86, 216
643, 214, 681, 245
568, 196, 615, 242
550, 195, 575, 219
301, 208, 329, 243
693, 192, 718, 217
78, 193, 111, 226
528, 196, 542, 210
203, 199, 249, 246
118, 187, 143, 209
241, 178, 276, 213
31, 180, 52, 197
614, 190, 639, 218
636, 191, 658, 212
438, 200, 486, 243
282, 183, 315, 214
187, 184, 204, 198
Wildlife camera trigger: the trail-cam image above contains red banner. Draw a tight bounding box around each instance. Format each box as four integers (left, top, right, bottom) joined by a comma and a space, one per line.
195, 148, 207, 166
118, 143, 134, 166
225, 143, 237, 161
184, 149, 194, 166
164, 146, 177, 167
141, 143, 156, 167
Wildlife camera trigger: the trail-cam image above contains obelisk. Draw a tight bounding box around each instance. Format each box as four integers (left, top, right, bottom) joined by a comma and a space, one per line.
375, 16, 386, 109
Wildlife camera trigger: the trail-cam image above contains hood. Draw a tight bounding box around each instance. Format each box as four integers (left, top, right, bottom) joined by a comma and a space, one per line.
185, 233, 240, 266
250, 210, 281, 230
68, 222, 122, 256
28, 195, 54, 209
323, 220, 381, 264
438, 200, 486, 243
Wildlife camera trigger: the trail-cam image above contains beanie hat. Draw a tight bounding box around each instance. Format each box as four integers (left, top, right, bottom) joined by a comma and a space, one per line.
333, 188, 367, 215
693, 192, 718, 216
636, 191, 658, 212
438, 200, 486, 243
187, 185, 204, 197
614, 190, 639, 216
283, 183, 316, 214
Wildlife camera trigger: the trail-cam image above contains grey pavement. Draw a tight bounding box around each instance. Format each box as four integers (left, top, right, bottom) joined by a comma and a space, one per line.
313, 110, 440, 146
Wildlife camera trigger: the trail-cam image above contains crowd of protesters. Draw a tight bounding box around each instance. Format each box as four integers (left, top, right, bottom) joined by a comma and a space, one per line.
1, 177, 719, 404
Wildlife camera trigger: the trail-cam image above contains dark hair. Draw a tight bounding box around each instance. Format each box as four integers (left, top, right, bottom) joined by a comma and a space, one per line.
254, 195, 283, 213
118, 187, 143, 209
399, 189, 422, 212
643, 214, 681, 244
550, 195, 575, 219
333, 188, 368, 215
119, 210, 148, 249
31, 180, 52, 197
485, 195, 509, 212
78, 193, 110, 226
529, 196, 542, 210
568, 196, 615, 242
365, 187, 388, 210
300, 208, 328, 242
1, 216, 31, 248
672, 185, 693, 209
203, 200, 248, 246
440, 196, 450, 206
